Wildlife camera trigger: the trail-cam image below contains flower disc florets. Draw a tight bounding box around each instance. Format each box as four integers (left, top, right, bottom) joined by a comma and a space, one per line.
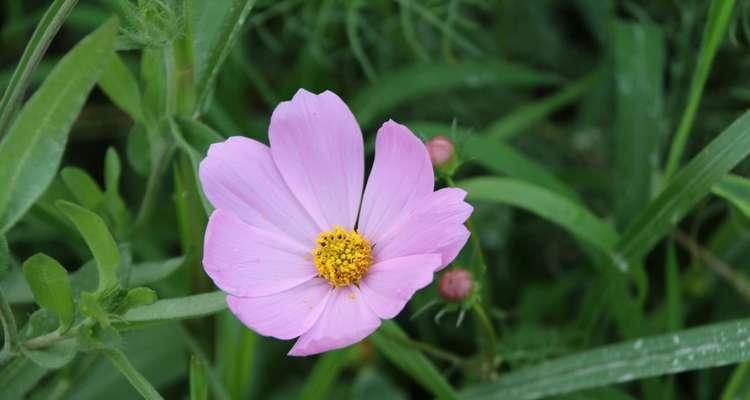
313, 226, 373, 286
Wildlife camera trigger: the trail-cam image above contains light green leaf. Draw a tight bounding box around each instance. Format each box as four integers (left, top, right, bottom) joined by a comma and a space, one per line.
102, 348, 165, 400
0, 18, 118, 233
616, 111, 750, 263
612, 21, 665, 228
0, 0, 79, 135
462, 318, 750, 400
298, 348, 355, 400
458, 177, 618, 261
370, 321, 459, 400
713, 174, 750, 218
57, 200, 120, 291
194, 0, 257, 116
60, 167, 105, 211
0, 357, 47, 400
21, 254, 74, 329
99, 52, 144, 121
190, 355, 208, 400
117, 287, 158, 313
352, 61, 563, 128
119, 291, 226, 327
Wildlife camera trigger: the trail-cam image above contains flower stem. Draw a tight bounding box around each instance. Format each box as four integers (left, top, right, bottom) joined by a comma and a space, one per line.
472, 302, 498, 379
0, 288, 19, 364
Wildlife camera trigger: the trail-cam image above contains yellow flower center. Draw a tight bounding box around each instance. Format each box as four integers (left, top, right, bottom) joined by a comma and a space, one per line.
313, 226, 373, 286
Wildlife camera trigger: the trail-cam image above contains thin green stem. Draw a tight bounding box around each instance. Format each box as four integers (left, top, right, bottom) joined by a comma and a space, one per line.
0, 289, 19, 360
379, 328, 467, 366
133, 141, 176, 235
102, 348, 164, 400
472, 302, 498, 379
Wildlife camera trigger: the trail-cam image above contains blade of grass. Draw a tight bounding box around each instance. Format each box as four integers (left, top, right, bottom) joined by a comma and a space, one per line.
616, 110, 750, 264
663, 0, 736, 180
463, 318, 750, 400
0, 0, 79, 136
370, 321, 459, 400
612, 21, 665, 228
193, 0, 257, 117
298, 348, 355, 400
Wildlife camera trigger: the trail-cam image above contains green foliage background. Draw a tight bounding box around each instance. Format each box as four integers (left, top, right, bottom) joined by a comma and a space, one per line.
2, 0, 750, 399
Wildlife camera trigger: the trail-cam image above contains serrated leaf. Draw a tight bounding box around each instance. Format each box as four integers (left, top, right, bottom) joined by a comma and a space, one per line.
0, 18, 118, 233
57, 200, 120, 291
22, 253, 74, 329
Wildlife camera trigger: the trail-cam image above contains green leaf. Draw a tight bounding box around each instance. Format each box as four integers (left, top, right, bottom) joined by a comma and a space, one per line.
117, 287, 158, 313
190, 355, 208, 400
462, 318, 750, 400
0, 0, 79, 135
298, 348, 354, 400
616, 111, 750, 263
57, 200, 120, 291
370, 321, 459, 400
102, 347, 165, 400
193, 0, 257, 116
0, 18, 118, 233
21, 253, 74, 329
458, 177, 618, 262
664, 0, 737, 179
21, 338, 76, 369
99, 52, 144, 122
713, 174, 750, 218
128, 257, 184, 287
352, 367, 408, 400
352, 61, 563, 128
126, 124, 151, 176
79, 291, 111, 327
722, 362, 750, 400
612, 21, 665, 228
60, 167, 105, 211
0, 357, 47, 400
119, 291, 226, 327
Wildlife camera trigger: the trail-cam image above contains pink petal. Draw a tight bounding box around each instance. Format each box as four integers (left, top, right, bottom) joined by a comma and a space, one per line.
269, 89, 364, 230
358, 120, 434, 244
199, 136, 320, 247
203, 209, 318, 297
226, 279, 332, 340
359, 254, 441, 319
288, 285, 381, 356
375, 188, 473, 270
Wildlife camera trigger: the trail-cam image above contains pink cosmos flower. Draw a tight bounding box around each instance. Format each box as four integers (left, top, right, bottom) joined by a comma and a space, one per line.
200, 89, 472, 356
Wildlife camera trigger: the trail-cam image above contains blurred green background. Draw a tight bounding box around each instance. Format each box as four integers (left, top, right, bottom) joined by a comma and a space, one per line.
3, 0, 750, 399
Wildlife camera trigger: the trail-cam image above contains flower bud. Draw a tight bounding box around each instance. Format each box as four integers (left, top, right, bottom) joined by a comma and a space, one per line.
438, 268, 473, 302
425, 135, 454, 167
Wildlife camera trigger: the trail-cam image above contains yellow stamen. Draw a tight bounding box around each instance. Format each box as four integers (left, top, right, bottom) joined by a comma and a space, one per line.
313, 226, 373, 286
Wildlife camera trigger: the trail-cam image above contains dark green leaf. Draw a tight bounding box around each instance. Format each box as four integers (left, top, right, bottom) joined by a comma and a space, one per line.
102, 347, 165, 400
713, 174, 750, 218
99, 52, 144, 121
0, 18, 118, 233
298, 348, 354, 400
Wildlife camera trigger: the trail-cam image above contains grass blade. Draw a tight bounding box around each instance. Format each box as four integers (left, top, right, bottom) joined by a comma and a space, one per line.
612, 21, 665, 228
713, 174, 750, 217
298, 348, 355, 400
352, 61, 563, 128
193, 0, 257, 116
616, 110, 750, 264
0, 18, 118, 233
370, 321, 459, 400
463, 318, 750, 400
0, 0, 79, 135
664, 0, 736, 179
